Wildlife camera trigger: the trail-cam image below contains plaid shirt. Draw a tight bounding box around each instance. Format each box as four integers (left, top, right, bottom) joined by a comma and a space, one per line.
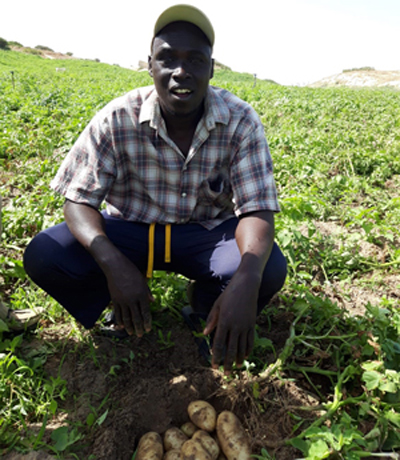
51, 85, 280, 230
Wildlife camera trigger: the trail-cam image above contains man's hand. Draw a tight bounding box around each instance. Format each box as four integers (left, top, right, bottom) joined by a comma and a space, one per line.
203, 272, 259, 373
63, 200, 153, 336
101, 248, 153, 337
204, 210, 275, 374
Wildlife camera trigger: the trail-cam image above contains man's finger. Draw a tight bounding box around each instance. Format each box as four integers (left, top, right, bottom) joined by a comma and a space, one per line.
122, 307, 135, 336
203, 307, 219, 336
131, 304, 144, 337
236, 333, 247, 368
223, 332, 238, 374
140, 300, 152, 332
245, 327, 255, 358
113, 304, 123, 326
211, 325, 227, 369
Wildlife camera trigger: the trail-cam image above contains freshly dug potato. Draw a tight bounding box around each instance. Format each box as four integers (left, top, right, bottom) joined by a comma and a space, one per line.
163, 449, 181, 460
216, 411, 251, 460
181, 439, 212, 460
163, 427, 188, 451
192, 430, 220, 460
180, 421, 197, 438
187, 400, 217, 432
136, 432, 164, 460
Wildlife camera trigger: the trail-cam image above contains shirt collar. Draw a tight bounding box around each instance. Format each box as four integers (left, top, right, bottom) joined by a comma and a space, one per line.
139, 86, 230, 131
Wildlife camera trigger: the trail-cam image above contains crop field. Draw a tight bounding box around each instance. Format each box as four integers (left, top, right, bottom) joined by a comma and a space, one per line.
1, 49, 400, 460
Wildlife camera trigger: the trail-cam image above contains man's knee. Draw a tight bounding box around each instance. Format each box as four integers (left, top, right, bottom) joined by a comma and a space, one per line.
23, 233, 53, 282
269, 244, 287, 292
257, 243, 287, 311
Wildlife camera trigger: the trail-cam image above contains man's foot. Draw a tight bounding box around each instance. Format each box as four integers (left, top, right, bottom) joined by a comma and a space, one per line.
184, 281, 226, 365
181, 305, 211, 362
0, 300, 44, 331
99, 311, 130, 339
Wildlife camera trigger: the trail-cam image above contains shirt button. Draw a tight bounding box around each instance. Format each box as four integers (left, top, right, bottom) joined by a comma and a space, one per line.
181, 192, 187, 198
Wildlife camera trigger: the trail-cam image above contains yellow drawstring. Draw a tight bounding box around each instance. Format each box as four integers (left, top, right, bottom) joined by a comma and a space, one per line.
146, 223, 156, 278
146, 223, 171, 278
165, 224, 171, 263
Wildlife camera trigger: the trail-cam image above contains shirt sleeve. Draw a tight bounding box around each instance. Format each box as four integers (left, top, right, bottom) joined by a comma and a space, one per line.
230, 115, 280, 216
50, 111, 116, 209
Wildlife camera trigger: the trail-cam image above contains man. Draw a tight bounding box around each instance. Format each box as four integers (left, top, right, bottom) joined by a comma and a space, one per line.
23, 4, 287, 373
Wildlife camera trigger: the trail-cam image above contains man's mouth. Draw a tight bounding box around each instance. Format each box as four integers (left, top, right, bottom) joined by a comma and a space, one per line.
171, 88, 193, 98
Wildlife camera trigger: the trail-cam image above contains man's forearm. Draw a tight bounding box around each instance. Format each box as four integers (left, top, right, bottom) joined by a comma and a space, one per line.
234, 210, 275, 281
63, 200, 122, 273
64, 200, 106, 249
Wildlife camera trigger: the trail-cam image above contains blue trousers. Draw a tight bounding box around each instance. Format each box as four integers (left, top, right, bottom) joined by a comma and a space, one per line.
23, 213, 287, 329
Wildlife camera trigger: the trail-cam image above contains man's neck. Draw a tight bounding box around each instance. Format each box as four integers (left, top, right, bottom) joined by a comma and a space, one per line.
161, 104, 204, 156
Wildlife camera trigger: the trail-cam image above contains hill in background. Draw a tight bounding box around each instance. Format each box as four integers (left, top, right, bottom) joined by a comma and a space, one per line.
1, 38, 400, 88
310, 68, 400, 89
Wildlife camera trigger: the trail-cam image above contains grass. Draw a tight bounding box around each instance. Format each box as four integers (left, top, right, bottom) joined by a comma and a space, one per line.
1, 49, 400, 459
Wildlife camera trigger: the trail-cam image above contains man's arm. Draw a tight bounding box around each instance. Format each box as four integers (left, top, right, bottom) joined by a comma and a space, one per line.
203, 210, 274, 373
63, 200, 152, 336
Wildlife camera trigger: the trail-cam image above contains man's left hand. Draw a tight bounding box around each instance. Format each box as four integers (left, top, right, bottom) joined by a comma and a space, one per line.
203, 272, 260, 374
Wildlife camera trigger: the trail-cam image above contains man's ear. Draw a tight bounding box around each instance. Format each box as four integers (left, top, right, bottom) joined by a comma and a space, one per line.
148, 55, 153, 77
210, 58, 215, 79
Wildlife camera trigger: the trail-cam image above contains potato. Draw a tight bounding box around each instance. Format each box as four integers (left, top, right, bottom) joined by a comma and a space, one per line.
136, 432, 164, 460
187, 400, 217, 432
192, 430, 220, 460
216, 411, 251, 460
163, 427, 188, 451
163, 449, 181, 460
181, 439, 212, 460
180, 421, 197, 438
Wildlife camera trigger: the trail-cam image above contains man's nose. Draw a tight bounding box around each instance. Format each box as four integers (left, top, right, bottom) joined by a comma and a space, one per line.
172, 62, 189, 78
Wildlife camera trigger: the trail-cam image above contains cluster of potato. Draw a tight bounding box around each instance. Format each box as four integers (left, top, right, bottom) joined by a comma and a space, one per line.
136, 400, 251, 460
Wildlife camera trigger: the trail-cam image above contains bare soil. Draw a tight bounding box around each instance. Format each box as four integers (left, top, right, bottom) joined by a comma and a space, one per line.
3, 301, 312, 460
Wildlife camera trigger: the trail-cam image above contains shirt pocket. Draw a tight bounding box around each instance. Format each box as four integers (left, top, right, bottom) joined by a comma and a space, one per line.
197, 173, 233, 209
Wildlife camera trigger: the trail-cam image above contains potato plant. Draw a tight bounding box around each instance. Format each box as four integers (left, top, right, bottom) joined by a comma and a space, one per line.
1, 49, 400, 459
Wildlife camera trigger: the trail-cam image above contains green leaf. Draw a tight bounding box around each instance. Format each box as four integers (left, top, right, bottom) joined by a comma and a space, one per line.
289, 436, 309, 454
307, 439, 330, 459
51, 426, 70, 451
49, 399, 57, 415
385, 411, 400, 429
51, 426, 82, 452
86, 412, 96, 427
0, 319, 9, 332
362, 370, 382, 390
379, 380, 398, 393
96, 409, 109, 426
361, 361, 383, 371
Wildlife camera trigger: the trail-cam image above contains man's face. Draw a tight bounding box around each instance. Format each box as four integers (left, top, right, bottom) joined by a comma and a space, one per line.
149, 22, 214, 119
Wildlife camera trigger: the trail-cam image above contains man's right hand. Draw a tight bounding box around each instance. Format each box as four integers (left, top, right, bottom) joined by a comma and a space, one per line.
63, 200, 153, 336
101, 249, 153, 337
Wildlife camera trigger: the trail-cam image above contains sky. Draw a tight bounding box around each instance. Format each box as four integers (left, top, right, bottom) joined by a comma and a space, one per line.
1, 0, 399, 86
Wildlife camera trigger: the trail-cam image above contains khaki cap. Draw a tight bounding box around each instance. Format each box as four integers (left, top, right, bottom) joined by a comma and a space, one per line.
153, 4, 215, 47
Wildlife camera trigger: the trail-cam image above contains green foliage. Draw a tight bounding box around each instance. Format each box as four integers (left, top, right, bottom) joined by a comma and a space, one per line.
0, 37, 9, 50
35, 45, 54, 52
7, 41, 23, 48
343, 66, 375, 72
0, 49, 399, 459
